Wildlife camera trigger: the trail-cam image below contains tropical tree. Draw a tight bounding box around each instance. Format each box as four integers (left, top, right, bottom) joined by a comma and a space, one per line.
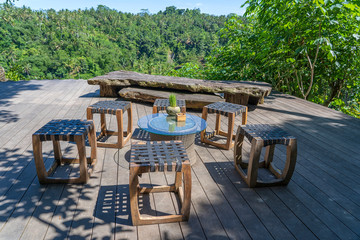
0, 5, 226, 80
205, 0, 360, 117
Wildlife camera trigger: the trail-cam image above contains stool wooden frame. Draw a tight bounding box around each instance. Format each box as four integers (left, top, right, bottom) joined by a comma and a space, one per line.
87, 101, 132, 148
129, 141, 191, 225
152, 99, 186, 114
201, 102, 248, 150
32, 119, 97, 184
234, 124, 297, 187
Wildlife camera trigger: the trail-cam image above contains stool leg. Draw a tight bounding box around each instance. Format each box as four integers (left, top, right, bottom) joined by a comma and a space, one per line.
52, 139, 62, 164
76, 135, 89, 183
282, 138, 297, 184
126, 104, 133, 138
215, 114, 221, 135
116, 109, 124, 148
87, 107, 97, 150
242, 106, 248, 125
129, 166, 141, 225
247, 139, 263, 187
225, 113, 235, 150
181, 106, 186, 113
87, 108, 96, 152
32, 135, 47, 184
100, 113, 107, 136
264, 145, 275, 168
88, 122, 97, 166
200, 107, 208, 142
181, 163, 191, 220
234, 127, 246, 168
152, 105, 158, 114
174, 171, 182, 193
86, 107, 93, 120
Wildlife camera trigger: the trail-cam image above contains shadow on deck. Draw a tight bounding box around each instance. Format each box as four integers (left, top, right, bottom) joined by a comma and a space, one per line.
0, 80, 359, 239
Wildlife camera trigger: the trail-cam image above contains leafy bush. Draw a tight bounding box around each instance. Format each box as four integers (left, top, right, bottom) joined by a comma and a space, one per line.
203, 1, 360, 118
167, 63, 204, 79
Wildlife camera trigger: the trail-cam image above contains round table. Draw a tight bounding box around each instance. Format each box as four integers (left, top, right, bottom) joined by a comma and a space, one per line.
138, 113, 207, 165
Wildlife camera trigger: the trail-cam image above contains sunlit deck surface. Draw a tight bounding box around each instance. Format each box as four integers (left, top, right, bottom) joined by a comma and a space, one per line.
1, 79, 360, 240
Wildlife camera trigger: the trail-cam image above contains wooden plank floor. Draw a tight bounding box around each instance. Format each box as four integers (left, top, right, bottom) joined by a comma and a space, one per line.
0, 79, 360, 240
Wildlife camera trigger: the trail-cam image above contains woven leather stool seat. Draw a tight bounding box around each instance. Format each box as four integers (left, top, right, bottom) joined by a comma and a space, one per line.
234, 124, 297, 187
89, 100, 131, 114
87, 100, 132, 148
129, 141, 191, 225
205, 102, 247, 117
201, 101, 248, 150
152, 99, 186, 114
32, 119, 97, 184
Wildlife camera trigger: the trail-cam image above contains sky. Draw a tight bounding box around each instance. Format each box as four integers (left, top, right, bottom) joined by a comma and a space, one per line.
1, 0, 247, 16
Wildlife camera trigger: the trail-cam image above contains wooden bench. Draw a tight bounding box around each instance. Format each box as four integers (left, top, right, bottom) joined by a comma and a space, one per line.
32, 119, 97, 184
87, 70, 272, 106
129, 141, 191, 225
234, 124, 297, 187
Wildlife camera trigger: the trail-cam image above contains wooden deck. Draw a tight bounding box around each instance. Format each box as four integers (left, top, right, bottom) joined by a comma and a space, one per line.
0, 79, 360, 240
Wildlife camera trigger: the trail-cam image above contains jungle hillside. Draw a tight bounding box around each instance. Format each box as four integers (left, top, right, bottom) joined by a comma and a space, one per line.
0, 2, 359, 118
0, 4, 227, 79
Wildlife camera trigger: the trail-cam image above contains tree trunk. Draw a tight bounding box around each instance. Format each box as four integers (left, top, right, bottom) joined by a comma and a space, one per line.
0, 66, 6, 82
323, 79, 344, 107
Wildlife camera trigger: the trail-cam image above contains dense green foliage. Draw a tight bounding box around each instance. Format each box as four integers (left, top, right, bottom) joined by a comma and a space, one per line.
0, 4, 226, 80
2, 2, 359, 118
172, 0, 359, 118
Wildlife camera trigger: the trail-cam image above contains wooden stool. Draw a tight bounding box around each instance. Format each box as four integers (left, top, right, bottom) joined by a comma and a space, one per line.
32, 119, 97, 184
129, 141, 191, 225
234, 124, 297, 187
201, 102, 248, 150
87, 101, 132, 148
152, 99, 186, 114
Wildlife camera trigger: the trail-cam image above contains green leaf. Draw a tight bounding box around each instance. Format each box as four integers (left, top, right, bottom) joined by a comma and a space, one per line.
287, 58, 296, 63
294, 46, 304, 55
